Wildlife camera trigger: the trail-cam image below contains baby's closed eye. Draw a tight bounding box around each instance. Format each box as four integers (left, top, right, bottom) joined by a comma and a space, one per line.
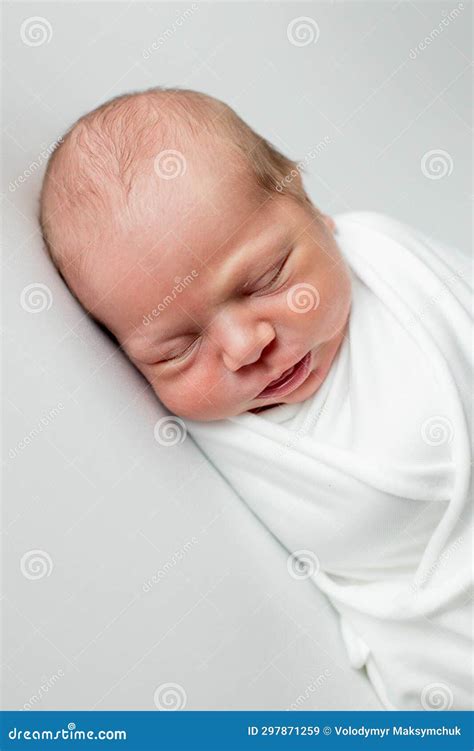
249, 250, 292, 295
157, 336, 201, 363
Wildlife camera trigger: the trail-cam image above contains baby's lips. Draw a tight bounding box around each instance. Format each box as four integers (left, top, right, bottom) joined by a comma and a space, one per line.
256, 351, 312, 399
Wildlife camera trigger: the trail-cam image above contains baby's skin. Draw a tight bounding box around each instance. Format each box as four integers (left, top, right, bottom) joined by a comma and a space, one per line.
40, 89, 352, 421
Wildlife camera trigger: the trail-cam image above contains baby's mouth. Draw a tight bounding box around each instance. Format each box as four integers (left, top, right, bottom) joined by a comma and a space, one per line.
256, 351, 313, 400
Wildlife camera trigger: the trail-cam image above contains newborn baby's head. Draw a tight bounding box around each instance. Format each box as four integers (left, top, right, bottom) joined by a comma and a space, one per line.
40, 87, 351, 421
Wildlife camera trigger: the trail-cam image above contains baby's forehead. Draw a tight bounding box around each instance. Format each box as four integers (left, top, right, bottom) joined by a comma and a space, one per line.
101, 191, 290, 344
138, 174, 281, 278
66, 143, 261, 326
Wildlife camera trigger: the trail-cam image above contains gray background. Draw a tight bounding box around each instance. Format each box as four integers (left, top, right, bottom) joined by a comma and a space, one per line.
2, 0, 471, 711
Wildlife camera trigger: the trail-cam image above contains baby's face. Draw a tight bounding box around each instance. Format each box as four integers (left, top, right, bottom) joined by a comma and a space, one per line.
76, 174, 351, 421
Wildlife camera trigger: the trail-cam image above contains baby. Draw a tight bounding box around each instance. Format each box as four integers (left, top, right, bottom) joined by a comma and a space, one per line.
40, 87, 472, 711
40, 87, 351, 421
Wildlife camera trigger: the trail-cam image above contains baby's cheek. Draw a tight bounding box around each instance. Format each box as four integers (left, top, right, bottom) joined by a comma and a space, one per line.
318, 263, 351, 331
155, 372, 220, 420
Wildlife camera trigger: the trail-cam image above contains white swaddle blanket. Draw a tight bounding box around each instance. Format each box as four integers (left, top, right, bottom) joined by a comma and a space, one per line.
184, 212, 473, 710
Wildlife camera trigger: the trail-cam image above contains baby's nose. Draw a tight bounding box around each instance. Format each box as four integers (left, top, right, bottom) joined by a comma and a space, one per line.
221, 321, 276, 372
209, 303, 276, 371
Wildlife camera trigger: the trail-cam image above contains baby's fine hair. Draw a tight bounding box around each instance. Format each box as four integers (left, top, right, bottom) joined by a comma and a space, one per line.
39, 87, 312, 287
